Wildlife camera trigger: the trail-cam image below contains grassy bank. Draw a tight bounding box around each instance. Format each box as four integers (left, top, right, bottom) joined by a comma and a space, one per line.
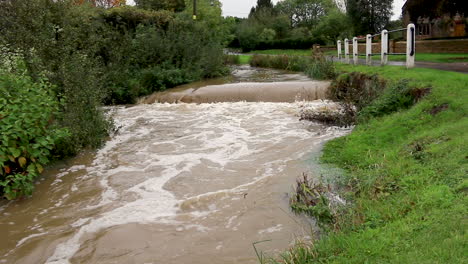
386, 53, 468, 63
324, 50, 468, 63
269, 65, 467, 263
250, 49, 468, 63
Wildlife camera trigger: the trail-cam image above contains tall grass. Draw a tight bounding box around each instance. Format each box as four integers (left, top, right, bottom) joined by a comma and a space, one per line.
249, 54, 336, 80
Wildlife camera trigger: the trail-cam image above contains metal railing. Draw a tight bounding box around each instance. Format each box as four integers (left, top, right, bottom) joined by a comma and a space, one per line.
337, 24, 416, 68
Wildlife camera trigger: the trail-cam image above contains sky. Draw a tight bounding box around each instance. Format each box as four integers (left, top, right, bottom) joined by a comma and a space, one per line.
126, 0, 406, 20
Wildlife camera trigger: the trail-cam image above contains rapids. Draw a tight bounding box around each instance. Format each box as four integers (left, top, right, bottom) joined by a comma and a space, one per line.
0, 67, 350, 264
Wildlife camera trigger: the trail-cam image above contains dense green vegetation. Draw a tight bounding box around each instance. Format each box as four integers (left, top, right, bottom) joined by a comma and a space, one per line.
265, 64, 468, 263
0, 68, 69, 200
249, 54, 336, 80
0, 0, 229, 199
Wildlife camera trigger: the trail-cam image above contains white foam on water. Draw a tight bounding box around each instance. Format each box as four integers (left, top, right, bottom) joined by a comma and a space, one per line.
259, 224, 283, 234
15, 232, 48, 248
41, 101, 350, 264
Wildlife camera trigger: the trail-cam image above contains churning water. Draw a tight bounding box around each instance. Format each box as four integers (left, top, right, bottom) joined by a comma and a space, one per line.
0, 67, 350, 264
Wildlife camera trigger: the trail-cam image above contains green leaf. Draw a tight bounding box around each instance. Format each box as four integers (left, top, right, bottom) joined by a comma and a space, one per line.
10, 148, 21, 158
27, 163, 36, 173
18, 157, 27, 168
36, 164, 44, 174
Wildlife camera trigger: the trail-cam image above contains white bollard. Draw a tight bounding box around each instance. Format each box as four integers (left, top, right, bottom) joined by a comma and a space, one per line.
406, 23, 415, 68
366, 34, 372, 65
344, 38, 350, 64
337, 40, 342, 60
352, 37, 358, 65
381, 30, 388, 65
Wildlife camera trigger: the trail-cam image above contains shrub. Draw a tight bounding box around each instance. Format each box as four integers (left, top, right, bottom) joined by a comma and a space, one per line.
0, 70, 68, 199
304, 54, 336, 80
250, 55, 310, 71
53, 53, 112, 156
239, 36, 326, 52
223, 54, 241, 65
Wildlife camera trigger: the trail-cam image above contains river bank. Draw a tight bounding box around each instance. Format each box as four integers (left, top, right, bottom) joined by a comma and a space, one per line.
266, 64, 467, 263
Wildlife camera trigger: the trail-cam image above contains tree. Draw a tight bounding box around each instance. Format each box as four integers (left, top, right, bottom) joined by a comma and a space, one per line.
249, 0, 275, 19
313, 10, 350, 43
75, 0, 126, 8
276, 0, 334, 29
135, 0, 185, 12
346, 0, 393, 35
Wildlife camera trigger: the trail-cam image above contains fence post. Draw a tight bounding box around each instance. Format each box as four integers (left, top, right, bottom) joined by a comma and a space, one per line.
381, 30, 388, 65
406, 23, 415, 68
352, 37, 358, 65
344, 38, 349, 64
337, 40, 342, 60
366, 34, 372, 65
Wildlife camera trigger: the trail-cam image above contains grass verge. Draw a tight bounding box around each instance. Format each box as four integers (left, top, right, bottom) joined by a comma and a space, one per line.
383, 53, 468, 63
243, 49, 468, 64
268, 64, 468, 263
325, 50, 468, 63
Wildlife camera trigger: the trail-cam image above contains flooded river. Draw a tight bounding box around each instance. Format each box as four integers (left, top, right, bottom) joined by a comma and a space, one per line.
0, 66, 349, 264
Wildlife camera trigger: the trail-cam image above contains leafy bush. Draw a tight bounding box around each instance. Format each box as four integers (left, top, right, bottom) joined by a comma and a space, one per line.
1, 1, 228, 153
0, 70, 68, 199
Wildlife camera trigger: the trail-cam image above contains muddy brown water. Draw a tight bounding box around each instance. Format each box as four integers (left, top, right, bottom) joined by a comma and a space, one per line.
0, 66, 349, 264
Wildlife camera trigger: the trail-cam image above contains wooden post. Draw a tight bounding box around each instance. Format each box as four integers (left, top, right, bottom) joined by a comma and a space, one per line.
406, 23, 415, 68
352, 37, 358, 65
366, 34, 372, 66
381, 30, 388, 65
344, 38, 350, 63
337, 40, 342, 60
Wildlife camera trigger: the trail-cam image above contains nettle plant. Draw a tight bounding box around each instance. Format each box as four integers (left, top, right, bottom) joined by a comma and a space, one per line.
0, 70, 69, 200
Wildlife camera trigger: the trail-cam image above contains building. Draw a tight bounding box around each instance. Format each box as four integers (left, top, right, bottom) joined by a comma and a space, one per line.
402, 0, 467, 38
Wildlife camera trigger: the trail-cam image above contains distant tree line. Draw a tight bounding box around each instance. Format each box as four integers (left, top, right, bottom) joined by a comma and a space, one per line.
228, 0, 398, 51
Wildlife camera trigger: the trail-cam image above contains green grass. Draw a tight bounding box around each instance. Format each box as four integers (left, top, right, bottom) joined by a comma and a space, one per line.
238, 54, 252, 64
329, 51, 468, 63
260, 48, 468, 63
248, 49, 312, 56
388, 53, 468, 63
268, 65, 468, 263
